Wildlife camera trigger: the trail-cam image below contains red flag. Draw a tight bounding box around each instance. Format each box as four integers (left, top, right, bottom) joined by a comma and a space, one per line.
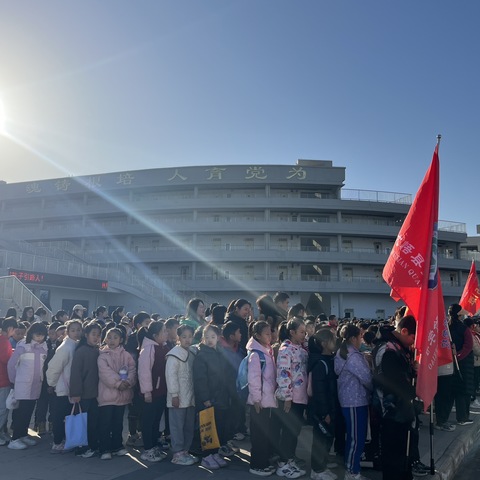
459, 260, 480, 315
382, 142, 452, 409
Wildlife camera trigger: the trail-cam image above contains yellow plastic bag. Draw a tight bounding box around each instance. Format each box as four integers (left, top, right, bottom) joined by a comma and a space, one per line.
199, 406, 220, 451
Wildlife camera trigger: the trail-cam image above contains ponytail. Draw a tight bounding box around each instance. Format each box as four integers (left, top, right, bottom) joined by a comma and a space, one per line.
339, 324, 360, 360
278, 318, 304, 342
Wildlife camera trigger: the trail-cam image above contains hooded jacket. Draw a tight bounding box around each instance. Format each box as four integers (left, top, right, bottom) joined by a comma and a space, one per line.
97, 345, 136, 407
246, 337, 277, 408
165, 345, 196, 408
46, 336, 78, 397
8, 339, 48, 400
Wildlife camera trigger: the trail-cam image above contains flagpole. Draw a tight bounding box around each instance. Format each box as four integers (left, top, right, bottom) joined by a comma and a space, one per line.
428, 133, 442, 476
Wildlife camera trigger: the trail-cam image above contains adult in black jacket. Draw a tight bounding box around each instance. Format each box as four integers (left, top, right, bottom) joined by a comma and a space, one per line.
376, 315, 417, 480
449, 303, 475, 425
193, 325, 236, 453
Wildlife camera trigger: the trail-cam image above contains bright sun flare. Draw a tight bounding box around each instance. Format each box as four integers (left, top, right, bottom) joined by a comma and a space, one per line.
0, 96, 7, 134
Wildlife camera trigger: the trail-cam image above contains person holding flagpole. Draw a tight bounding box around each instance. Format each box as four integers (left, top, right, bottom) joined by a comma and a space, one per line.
374, 315, 417, 480
448, 304, 475, 426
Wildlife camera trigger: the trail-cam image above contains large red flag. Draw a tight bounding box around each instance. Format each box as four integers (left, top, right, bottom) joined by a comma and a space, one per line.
383, 142, 452, 409
459, 260, 480, 315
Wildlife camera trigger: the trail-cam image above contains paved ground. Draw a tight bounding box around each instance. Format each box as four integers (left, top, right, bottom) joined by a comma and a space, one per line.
1, 408, 479, 480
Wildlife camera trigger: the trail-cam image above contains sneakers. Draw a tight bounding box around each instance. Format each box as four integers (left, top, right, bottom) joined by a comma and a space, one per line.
434, 422, 456, 431
289, 459, 306, 476
311, 471, 336, 480
276, 461, 304, 478
250, 467, 274, 476
411, 461, 430, 477
100, 452, 112, 460
218, 444, 235, 457
227, 440, 240, 452
171, 451, 195, 466
141, 447, 164, 463
471, 399, 480, 409
80, 449, 98, 458
344, 473, 370, 480
126, 433, 143, 447
8, 438, 27, 450
184, 451, 199, 463
153, 445, 169, 458
50, 441, 65, 454
112, 447, 128, 456
234, 432, 246, 441
213, 453, 228, 467
201, 453, 221, 470
21, 436, 37, 446
457, 419, 474, 425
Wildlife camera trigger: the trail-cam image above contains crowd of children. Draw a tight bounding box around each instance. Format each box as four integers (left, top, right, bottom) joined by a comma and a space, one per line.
1, 296, 463, 480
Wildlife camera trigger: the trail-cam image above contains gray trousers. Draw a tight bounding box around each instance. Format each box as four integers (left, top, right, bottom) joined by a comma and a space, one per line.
168, 406, 195, 453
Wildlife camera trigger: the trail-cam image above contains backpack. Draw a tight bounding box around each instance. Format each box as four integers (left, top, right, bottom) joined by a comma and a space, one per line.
307, 359, 328, 397
236, 349, 266, 402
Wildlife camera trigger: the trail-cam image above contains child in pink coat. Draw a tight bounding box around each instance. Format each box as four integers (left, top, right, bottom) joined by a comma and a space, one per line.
247, 321, 277, 477
7, 322, 48, 450
97, 328, 136, 460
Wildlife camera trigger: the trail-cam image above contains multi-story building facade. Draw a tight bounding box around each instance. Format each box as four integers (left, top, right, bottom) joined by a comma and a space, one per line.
0, 159, 472, 318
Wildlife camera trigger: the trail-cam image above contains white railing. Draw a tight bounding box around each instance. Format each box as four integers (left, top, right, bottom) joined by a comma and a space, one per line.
0, 275, 52, 320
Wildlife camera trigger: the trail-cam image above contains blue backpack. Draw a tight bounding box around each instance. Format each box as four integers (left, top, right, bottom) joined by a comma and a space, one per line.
236, 349, 266, 402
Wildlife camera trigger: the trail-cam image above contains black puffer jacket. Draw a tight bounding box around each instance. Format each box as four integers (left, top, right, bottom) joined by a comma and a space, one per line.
307, 340, 336, 421
193, 343, 236, 410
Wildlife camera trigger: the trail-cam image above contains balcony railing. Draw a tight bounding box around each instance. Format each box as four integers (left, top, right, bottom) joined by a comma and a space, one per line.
341, 189, 412, 204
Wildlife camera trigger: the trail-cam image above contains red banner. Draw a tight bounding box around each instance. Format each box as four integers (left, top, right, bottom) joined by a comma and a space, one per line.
459, 260, 480, 316
383, 143, 452, 409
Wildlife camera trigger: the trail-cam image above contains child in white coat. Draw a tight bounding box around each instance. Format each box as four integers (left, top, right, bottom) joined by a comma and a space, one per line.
166, 324, 197, 466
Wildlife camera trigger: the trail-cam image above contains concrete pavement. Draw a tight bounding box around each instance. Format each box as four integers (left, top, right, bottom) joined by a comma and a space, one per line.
0, 408, 478, 480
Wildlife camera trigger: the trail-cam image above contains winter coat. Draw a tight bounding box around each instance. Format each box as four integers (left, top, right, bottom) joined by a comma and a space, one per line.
246, 337, 277, 408
138, 337, 168, 399
165, 345, 196, 408
308, 351, 336, 420
334, 345, 372, 408
69, 343, 100, 399
0, 335, 13, 388
472, 332, 480, 367
450, 319, 475, 396
97, 345, 136, 407
276, 339, 308, 405
7, 340, 48, 400
46, 337, 78, 397
193, 343, 236, 410
375, 331, 416, 423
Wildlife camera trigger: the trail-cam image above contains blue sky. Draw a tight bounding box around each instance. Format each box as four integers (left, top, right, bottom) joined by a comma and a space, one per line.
0, 1, 479, 234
